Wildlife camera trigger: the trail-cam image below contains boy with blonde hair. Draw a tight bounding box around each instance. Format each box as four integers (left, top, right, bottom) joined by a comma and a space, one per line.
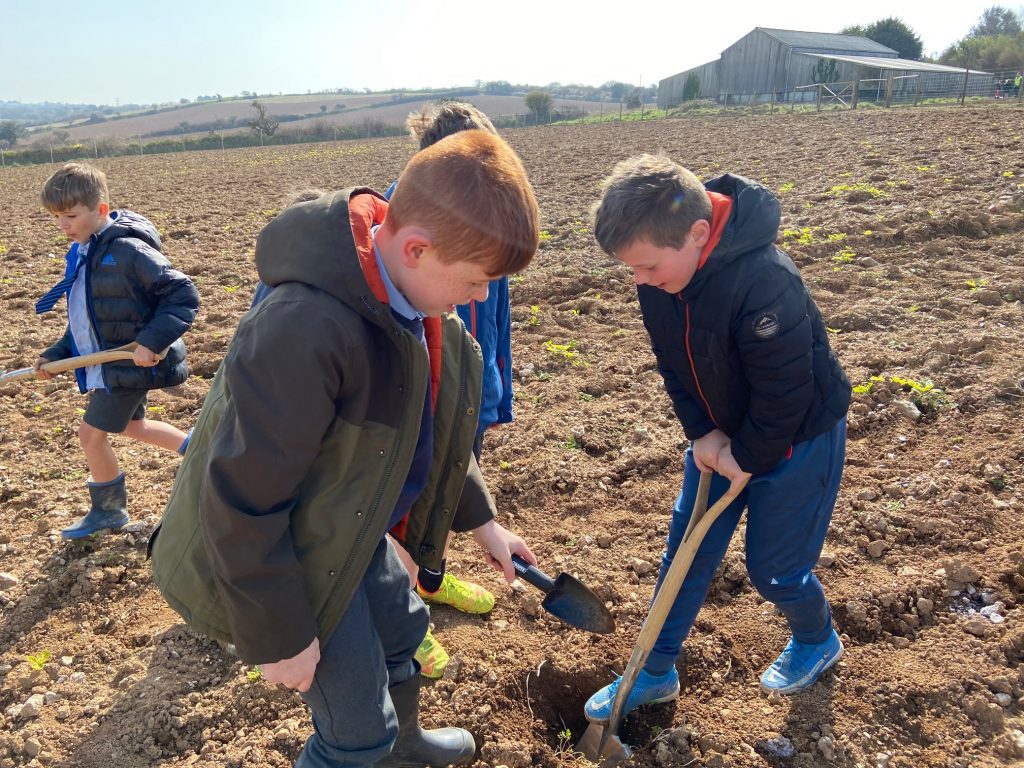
152, 130, 540, 768
34, 163, 198, 538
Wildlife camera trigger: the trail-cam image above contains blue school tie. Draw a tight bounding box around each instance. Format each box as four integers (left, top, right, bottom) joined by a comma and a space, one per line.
35, 257, 84, 314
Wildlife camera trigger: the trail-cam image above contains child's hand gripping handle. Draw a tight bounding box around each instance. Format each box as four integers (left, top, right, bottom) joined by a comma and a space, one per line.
1, 343, 168, 383
511, 554, 555, 593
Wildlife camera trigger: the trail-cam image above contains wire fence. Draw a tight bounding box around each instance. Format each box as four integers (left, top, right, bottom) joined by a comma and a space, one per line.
668, 67, 1024, 113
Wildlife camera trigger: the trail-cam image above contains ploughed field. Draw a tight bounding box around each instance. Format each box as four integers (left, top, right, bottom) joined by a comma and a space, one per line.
1, 105, 1023, 767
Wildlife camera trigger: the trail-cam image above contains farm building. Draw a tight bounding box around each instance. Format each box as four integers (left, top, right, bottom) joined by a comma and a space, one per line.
658, 28, 989, 107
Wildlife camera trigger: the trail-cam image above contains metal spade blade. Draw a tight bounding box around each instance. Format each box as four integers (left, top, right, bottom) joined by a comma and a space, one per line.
511, 555, 615, 634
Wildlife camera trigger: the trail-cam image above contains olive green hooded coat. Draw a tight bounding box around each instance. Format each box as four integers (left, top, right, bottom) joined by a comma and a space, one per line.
151, 189, 490, 664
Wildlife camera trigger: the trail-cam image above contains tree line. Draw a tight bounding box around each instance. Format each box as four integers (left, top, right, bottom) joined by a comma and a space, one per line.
840, 5, 1023, 71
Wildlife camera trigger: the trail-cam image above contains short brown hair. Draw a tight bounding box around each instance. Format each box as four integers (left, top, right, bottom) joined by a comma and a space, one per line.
592, 154, 711, 256
406, 102, 497, 150
41, 163, 109, 212
386, 130, 539, 275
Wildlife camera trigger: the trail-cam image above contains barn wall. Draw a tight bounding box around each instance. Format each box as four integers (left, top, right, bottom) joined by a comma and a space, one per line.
658, 61, 719, 107
658, 29, 984, 106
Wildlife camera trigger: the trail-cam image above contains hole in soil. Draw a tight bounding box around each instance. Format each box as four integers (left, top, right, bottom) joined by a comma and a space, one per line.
505, 660, 683, 756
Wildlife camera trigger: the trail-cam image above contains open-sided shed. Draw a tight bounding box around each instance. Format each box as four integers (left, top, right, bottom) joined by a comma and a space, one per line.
657, 27, 985, 107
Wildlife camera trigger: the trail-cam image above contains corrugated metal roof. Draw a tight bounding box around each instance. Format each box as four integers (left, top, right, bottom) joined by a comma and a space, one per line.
756, 28, 896, 55
798, 52, 989, 74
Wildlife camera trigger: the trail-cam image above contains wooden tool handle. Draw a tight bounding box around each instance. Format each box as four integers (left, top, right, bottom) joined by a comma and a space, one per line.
0, 343, 165, 383
601, 472, 748, 750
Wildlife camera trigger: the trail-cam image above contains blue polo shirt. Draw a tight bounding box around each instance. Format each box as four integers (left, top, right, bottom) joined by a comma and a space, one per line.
372, 228, 434, 531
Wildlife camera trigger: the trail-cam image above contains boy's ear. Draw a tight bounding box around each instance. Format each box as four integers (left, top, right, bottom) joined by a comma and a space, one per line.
398, 227, 433, 268
689, 219, 712, 247
98, 202, 110, 216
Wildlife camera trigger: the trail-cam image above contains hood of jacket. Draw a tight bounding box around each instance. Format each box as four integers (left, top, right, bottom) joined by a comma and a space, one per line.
255, 188, 390, 325
98, 209, 162, 253
684, 174, 781, 295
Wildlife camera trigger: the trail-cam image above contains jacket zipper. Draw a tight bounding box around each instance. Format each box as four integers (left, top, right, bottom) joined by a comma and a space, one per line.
420, 321, 471, 562
684, 301, 720, 429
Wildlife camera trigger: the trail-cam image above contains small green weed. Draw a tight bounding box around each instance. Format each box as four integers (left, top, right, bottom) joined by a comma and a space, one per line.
778, 182, 795, 194
246, 666, 262, 682
26, 650, 51, 671
829, 183, 885, 198
853, 374, 949, 411
556, 727, 573, 752
544, 339, 584, 366
527, 305, 541, 326
781, 226, 817, 246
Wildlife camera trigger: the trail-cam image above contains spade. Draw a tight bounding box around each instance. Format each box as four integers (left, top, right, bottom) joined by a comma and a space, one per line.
512, 554, 614, 634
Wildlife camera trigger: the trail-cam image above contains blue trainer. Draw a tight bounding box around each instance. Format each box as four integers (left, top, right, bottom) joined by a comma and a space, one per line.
760, 630, 844, 694
584, 667, 680, 723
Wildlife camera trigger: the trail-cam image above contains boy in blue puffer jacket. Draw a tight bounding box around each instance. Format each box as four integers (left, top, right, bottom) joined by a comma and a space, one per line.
385, 103, 514, 678
34, 163, 199, 539
584, 154, 851, 723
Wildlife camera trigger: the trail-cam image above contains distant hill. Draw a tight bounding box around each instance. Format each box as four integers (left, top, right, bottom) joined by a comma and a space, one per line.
0, 100, 152, 124
20, 91, 614, 145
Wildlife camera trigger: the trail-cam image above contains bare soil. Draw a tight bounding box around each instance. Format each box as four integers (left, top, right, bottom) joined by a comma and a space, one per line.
1, 104, 1023, 768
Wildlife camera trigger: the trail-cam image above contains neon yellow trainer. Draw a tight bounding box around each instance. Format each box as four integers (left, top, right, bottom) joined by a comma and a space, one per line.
415, 629, 449, 679
417, 573, 495, 615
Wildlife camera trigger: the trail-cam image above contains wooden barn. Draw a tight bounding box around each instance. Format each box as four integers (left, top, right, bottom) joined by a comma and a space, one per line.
657, 27, 986, 107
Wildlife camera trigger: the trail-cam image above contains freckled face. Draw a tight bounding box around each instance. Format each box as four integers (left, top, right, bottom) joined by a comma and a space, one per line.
402, 247, 493, 316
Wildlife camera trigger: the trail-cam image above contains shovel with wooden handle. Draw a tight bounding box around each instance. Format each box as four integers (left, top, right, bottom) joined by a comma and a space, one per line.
0, 343, 162, 383
577, 470, 749, 767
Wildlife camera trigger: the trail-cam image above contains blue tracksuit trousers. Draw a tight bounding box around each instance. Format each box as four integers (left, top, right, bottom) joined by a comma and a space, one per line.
645, 419, 846, 676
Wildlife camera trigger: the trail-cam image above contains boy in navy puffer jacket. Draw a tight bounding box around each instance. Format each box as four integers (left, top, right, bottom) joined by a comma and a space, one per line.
34, 163, 198, 539
585, 154, 851, 723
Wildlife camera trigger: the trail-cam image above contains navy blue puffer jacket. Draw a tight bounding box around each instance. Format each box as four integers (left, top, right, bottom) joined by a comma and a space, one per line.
42, 210, 199, 391
638, 175, 850, 475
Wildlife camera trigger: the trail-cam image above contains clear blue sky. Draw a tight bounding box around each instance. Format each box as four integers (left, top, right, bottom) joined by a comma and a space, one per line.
5, 0, 1013, 105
